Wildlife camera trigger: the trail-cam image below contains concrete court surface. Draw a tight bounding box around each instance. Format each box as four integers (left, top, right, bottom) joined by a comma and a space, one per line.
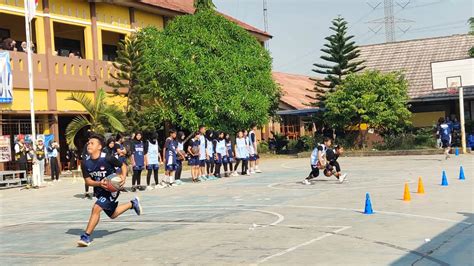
0, 154, 472, 265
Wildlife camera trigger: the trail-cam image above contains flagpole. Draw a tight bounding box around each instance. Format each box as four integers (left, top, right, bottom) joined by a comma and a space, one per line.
24, 0, 38, 186
24, 0, 36, 143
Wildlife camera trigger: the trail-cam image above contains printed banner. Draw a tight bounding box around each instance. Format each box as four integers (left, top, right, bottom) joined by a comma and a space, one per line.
0, 51, 13, 103
0, 135, 11, 162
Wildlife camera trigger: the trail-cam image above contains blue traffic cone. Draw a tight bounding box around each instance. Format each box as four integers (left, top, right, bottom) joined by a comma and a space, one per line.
441, 171, 448, 186
459, 166, 465, 180
455, 147, 459, 156
364, 193, 374, 214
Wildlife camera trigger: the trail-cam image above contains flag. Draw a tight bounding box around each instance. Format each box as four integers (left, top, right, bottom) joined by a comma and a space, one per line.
27, 0, 38, 22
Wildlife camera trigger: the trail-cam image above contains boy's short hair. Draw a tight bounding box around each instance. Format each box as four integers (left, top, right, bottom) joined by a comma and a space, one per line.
334, 144, 342, 150
169, 128, 177, 134
198, 125, 206, 130
89, 133, 105, 148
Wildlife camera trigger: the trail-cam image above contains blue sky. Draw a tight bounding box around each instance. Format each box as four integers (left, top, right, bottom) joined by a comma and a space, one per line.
214, 0, 473, 76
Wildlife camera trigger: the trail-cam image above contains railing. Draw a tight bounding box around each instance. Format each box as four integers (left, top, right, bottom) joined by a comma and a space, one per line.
7, 51, 117, 92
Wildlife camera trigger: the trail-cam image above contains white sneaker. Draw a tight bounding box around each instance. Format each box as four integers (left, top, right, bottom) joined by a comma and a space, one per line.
250, 170, 256, 174
302, 179, 311, 185
145, 186, 154, 191
339, 173, 347, 183
233, 172, 239, 177
255, 168, 262, 173
156, 184, 166, 189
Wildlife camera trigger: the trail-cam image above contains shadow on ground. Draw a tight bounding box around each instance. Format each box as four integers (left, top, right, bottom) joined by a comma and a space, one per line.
390, 212, 473, 266
66, 228, 135, 239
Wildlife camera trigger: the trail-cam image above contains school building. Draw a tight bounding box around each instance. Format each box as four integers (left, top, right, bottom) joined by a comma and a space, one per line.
269, 34, 474, 140
0, 0, 271, 170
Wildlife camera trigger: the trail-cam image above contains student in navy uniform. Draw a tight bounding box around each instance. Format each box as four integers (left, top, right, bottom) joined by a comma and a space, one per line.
223, 133, 235, 177
302, 137, 332, 185
187, 131, 201, 182
77, 134, 142, 247
198, 125, 207, 180
131, 132, 146, 191
323, 145, 347, 183
248, 124, 262, 173
175, 131, 187, 185
213, 131, 226, 178
115, 133, 128, 165
205, 130, 215, 180
437, 117, 452, 159
163, 129, 178, 186
103, 137, 117, 158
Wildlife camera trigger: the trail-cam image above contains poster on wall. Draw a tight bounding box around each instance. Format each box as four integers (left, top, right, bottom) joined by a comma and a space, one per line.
0, 135, 12, 162
0, 51, 13, 103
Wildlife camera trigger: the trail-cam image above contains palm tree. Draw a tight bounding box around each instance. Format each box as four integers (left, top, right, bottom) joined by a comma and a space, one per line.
65, 88, 125, 148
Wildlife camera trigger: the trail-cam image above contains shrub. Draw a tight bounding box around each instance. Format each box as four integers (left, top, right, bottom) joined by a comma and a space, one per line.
258, 141, 270, 154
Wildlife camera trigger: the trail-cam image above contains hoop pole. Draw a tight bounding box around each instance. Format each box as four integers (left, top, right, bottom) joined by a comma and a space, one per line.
459, 86, 467, 154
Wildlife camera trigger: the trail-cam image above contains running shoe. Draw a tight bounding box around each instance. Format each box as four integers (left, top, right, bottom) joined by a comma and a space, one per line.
302, 179, 311, 185
131, 197, 142, 215
77, 234, 92, 247
339, 173, 347, 183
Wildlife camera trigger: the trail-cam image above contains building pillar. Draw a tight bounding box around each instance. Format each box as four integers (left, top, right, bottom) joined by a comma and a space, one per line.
90, 2, 99, 92
129, 7, 136, 29
42, 0, 56, 113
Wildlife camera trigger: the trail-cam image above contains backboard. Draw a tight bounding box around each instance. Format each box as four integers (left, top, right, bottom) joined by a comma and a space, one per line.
431, 58, 474, 90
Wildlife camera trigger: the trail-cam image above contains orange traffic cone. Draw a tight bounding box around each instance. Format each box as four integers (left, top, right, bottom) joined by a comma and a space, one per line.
417, 177, 425, 194
403, 183, 411, 201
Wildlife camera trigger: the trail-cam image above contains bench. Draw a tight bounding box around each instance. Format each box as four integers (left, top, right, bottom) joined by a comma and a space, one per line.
0, 170, 28, 189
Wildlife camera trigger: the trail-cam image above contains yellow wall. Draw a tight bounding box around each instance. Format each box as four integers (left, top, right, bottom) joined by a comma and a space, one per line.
105, 94, 127, 110
49, 0, 90, 22
96, 3, 130, 29
0, 89, 48, 111
0, 0, 43, 12
411, 111, 445, 128
56, 90, 94, 111
135, 10, 164, 29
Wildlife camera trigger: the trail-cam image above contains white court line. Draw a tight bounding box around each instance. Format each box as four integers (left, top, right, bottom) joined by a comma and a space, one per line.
1, 207, 285, 229
256, 226, 352, 264
267, 179, 415, 191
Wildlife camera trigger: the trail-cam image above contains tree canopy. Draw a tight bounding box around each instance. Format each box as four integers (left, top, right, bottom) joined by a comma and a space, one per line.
324, 70, 411, 135
138, 10, 280, 132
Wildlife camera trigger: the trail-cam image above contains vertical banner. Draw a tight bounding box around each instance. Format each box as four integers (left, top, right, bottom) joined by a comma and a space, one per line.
0, 51, 13, 103
0, 135, 12, 162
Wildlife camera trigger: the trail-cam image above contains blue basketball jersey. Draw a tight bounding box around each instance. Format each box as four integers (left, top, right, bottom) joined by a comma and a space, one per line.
82, 152, 122, 199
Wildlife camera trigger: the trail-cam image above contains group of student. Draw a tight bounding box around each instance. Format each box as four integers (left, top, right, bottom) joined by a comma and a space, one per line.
85, 124, 263, 195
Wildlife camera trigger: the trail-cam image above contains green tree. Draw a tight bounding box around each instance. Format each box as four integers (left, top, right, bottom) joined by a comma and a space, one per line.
194, 0, 215, 11
309, 16, 365, 108
468, 17, 474, 57
324, 70, 411, 148
106, 33, 153, 132
65, 88, 125, 149
138, 10, 280, 133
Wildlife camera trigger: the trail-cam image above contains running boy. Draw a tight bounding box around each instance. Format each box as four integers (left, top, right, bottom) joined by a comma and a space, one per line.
78, 134, 142, 247
323, 145, 347, 183
302, 137, 332, 185
437, 117, 452, 160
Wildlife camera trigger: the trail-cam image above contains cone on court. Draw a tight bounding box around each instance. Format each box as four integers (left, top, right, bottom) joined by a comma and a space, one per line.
455, 147, 459, 156
403, 183, 411, 201
364, 193, 374, 214
417, 177, 425, 194
459, 166, 465, 180
441, 170, 448, 186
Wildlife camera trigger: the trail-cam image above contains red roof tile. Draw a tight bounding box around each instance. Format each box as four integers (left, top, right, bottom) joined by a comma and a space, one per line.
272, 72, 324, 110
358, 34, 474, 100
139, 0, 271, 38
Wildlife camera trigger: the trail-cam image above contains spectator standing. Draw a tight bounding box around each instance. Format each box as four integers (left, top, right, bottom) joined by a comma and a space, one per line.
33, 138, 46, 186
14, 134, 29, 173
47, 140, 60, 182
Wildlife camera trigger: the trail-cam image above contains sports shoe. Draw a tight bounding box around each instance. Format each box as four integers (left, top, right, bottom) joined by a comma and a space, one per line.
246, 172, 251, 176
174, 180, 183, 185
131, 197, 142, 215
145, 186, 154, 191
250, 170, 256, 174
302, 179, 311, 185
77, 234, 92, 247
255, 168, 262, 173
198, 176, 207, 182
339, 173, 347, 183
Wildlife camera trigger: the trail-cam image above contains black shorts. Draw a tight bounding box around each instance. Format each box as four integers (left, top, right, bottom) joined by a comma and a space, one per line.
95, 195, 119, 218
441, 139, 450, 148
309, 165, 319, 178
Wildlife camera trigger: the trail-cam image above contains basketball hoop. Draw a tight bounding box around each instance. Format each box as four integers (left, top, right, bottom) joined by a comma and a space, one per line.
446, 80, 460, 95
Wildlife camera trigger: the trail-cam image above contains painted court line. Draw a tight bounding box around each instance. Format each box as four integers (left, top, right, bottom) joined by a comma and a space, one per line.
257, 226, 352, 264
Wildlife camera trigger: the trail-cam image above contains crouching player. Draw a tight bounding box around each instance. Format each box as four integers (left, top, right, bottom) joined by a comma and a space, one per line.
77, 134, 142, 247
302, 137, 331, 185
323, 145, 347, 183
